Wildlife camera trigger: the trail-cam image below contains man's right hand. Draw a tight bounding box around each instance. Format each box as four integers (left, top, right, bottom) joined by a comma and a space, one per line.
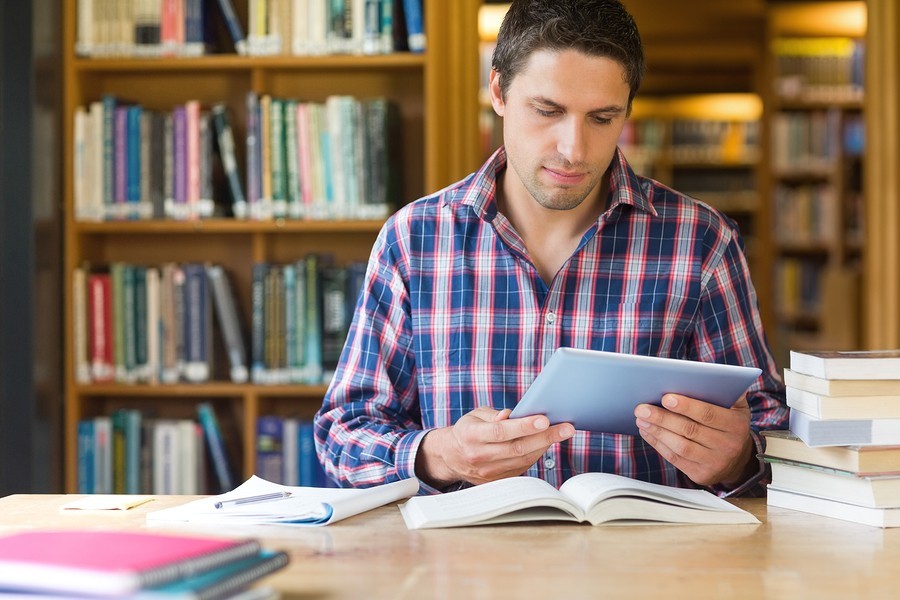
414, 406, 576, 489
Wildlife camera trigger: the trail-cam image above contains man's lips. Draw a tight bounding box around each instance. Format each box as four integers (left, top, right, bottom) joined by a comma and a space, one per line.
544, 166, 586, 184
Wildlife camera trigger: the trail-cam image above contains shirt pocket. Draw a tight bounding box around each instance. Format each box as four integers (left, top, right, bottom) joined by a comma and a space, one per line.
585, 295, 695, 357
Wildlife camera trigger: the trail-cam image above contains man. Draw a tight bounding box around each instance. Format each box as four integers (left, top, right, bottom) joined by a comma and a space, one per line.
315, 0, 788, 496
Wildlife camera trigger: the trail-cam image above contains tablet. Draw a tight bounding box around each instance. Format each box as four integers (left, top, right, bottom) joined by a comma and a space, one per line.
508, 347, 762, 436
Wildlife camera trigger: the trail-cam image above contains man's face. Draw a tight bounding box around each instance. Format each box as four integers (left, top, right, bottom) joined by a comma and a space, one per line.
490, 48, 631, 213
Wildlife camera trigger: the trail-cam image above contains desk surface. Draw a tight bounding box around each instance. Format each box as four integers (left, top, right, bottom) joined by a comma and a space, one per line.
0, 494, 896, 599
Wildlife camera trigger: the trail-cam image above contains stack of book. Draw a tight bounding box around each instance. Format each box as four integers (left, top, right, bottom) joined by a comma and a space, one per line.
764, 349, 900, 527
0, 530, 288, 598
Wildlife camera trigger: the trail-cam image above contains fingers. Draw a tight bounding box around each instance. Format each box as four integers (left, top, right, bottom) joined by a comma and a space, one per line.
635, 394, 753, 486
443, 408, 575, 486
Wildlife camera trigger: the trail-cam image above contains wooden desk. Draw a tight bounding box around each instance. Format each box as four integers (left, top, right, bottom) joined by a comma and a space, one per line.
0, 494, 896, 599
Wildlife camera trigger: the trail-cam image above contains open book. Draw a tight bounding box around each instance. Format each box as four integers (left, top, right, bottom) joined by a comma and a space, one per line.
148, 475, 419, 526
399, 473, 759, 529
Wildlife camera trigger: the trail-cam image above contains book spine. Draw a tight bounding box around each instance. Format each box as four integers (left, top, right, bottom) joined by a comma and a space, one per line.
93, 415, 113, 494
402, 0, 424, 52
196, 402, 235, 492
124, 409, 142, 494
77, 419, 95, 493
256, 416, 284, 483
88, 272, 115, 382
284, 99, 303, 219
133, 265, 149, 381
251, 262, 268, 383
245, 92, 262, 217
282, 417, 299, 486
320, 264, 349, 382
211, 104, 248, 218
213, 0, 248, 55
269, 98, 287, 218
182, 263, 211, 382
126, 105, 143, 215
206, 264, 249, 383
73, 266, 92, 383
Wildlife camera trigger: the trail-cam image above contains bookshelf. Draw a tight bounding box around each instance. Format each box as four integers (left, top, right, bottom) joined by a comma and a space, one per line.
61, 1, 481, 492
623, 95, 763, 275
760, 1, 866, 367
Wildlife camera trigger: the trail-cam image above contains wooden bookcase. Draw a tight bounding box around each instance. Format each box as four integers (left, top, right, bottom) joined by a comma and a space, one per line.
61, 1, 481, 492
759, 1, 866, 367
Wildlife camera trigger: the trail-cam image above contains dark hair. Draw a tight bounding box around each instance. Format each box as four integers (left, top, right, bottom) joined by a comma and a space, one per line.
491, 0, 645, 108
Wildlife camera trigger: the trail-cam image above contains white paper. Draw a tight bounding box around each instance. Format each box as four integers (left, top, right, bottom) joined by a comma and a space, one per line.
146, 475, 419, 526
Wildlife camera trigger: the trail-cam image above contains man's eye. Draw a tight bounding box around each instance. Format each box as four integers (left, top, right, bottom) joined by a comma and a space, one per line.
535, 108, 558, 117
593, 117, 613, 125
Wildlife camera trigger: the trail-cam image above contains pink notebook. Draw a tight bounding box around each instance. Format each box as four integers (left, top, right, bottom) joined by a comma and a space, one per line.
0, 530, 261, 596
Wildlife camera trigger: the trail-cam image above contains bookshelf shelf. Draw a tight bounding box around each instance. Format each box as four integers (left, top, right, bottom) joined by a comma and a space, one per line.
73, 219, 387, 235
62, 0, 482, 493
75, 383, 331, 397
73, 53, 428, 73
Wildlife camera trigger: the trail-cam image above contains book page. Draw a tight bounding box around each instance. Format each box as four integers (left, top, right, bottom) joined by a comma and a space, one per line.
400, 477, 583, 529
147, 475, 419, 526
560, 472, 749, 514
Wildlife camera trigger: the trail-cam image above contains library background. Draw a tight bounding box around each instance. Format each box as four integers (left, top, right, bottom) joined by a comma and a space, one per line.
1, 0, 900, 495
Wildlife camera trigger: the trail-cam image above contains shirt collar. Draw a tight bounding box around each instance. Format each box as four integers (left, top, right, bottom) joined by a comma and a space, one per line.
455, 146, 658, 222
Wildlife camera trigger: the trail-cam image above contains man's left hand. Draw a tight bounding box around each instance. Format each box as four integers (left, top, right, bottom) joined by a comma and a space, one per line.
633, 394, 753, 487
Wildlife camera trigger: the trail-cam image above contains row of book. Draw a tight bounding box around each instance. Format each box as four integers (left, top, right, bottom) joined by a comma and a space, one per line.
242, 92, 398, 221
256, 415, 333, 488
75, 0, 425, 58
669, 120, 760, 164
72, 92, 399, 222
77, 403, 237, 495
773, 183, 839, 245
0, 530, 288, 599
765, 349, 900, 528
773, 258, 823, 320
74, 98, 219, 221
772, 36, 865, 103
250, 258, 365, 385
72, 257, 366, 386
770, 109, 841, 174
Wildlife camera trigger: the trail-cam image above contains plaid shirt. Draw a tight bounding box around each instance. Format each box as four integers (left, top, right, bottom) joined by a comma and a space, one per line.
315, 147, 788, 495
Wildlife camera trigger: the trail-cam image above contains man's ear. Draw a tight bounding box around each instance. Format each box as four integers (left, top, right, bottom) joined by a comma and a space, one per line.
488, 69, 505, 117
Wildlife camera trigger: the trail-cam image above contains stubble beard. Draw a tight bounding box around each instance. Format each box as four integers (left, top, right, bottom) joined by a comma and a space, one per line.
522, 167, 599, 212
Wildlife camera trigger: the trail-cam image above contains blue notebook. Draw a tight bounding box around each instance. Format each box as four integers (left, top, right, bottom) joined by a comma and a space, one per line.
509, 348, 761, 436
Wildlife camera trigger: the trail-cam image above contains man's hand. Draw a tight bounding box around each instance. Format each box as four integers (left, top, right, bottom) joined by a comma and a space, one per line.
415, 406, 576, 489
633, 394, 754, 487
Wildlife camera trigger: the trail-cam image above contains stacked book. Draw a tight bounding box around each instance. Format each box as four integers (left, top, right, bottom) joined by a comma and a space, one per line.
0, 530, 288, 599
764, 349, 900, 528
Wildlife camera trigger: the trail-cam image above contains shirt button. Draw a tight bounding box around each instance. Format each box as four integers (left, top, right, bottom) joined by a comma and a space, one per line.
544, 458, 556, 469
545, 311, 556, 324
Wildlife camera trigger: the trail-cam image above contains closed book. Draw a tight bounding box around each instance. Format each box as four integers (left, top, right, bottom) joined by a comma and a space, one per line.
197, 401, 236, 493
762, 430, 900, 475
0, 530, 262, 597
790, 409, 900, 447
256, 416, 284, 484
211, 0, 248, 55
206, 264, 249, 383
786, 385, 900, 420
784, 368, 900, 397
401, 0, 425, 52
211, 103, 248, 219
767, 487, 900, 528
790, 349, 900, 380
768, 458, 900, 508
